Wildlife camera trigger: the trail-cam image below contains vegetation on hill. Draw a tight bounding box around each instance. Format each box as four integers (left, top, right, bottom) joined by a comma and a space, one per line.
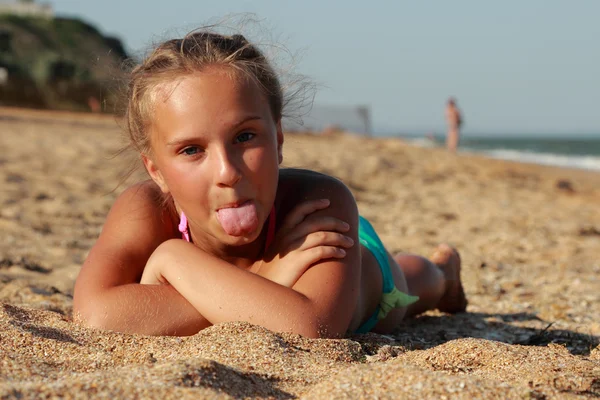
0, 14, 129, 112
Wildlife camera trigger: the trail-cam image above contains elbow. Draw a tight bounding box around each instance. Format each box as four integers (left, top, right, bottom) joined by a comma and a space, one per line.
284, 298, 349, 339
73, 301, 111, 331
73, 282, 118, 332
290, 316, 346, 339
295, 326, 344, 339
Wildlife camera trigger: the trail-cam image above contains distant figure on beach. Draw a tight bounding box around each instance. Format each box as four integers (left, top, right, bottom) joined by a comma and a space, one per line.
73, 28, 467, 338
445, 97, 463, 152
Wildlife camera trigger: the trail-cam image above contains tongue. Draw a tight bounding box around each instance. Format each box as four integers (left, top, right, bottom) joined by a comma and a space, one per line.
216, 202, 259, 236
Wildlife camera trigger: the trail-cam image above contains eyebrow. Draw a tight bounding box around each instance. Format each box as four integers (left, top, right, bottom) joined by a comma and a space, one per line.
166, 115, 264, 146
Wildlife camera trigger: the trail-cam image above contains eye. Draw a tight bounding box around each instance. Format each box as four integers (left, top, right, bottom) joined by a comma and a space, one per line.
234, 132, 255, 144
181, 146, 202, 156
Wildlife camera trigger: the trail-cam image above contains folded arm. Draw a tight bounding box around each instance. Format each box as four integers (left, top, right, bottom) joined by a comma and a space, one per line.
145, 177, 361, 338
73, 181, 211, 336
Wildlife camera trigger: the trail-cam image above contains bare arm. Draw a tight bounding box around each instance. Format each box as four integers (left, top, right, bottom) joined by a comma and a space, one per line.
73, 181, 211, 336
144, 177, 361, 338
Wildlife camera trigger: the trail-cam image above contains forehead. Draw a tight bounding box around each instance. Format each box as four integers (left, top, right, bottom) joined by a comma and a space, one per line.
150, 68, 271, 143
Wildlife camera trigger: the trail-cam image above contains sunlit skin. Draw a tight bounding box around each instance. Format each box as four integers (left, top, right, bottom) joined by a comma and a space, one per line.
143, 68, 282, 267
73, 64, 466, 338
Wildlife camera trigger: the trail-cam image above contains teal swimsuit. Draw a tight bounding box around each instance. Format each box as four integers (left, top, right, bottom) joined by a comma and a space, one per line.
355, 216, 419, 333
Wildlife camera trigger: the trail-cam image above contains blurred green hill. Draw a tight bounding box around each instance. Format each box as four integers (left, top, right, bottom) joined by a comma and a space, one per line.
0, 14, 129, 112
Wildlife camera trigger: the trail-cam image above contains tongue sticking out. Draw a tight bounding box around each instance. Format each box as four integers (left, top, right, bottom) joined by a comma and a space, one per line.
216, 201, 259, 236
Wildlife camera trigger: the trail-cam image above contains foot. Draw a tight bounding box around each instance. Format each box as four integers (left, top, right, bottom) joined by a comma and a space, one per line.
430, 244, 467, 313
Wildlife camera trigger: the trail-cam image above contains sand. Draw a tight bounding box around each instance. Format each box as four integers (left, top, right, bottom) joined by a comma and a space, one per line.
1, 107, 599, 399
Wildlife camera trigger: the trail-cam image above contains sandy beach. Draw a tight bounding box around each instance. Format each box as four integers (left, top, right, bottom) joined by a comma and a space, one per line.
1, 108, 599, 398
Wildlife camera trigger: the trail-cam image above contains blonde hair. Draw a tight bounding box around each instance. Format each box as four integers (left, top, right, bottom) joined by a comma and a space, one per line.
123, 30, 284, 155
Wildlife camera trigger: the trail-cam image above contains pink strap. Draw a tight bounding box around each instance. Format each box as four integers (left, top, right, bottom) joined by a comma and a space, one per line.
179, 207, 276, 252
178, 211, 190, 242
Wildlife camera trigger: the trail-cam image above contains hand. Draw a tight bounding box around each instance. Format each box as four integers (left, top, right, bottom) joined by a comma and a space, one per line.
255, 199, 354, 287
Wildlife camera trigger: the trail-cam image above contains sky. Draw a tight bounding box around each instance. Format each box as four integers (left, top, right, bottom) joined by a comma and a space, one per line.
47, 0, 600, 137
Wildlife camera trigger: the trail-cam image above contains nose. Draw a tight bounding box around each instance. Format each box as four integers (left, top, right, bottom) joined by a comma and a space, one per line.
213, 147, 242, 188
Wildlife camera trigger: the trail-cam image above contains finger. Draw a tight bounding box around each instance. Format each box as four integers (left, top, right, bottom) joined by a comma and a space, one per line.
300, 214, 351, 234
296, 246, 347, 269
282, 216, 351, 245
279, 199, 331, 235
292, 231, 354, 252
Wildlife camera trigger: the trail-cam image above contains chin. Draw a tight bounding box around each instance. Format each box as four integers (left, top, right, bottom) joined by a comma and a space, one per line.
221, 230, 261, 246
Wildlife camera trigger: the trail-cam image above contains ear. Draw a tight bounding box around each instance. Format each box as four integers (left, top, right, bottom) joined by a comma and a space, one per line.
276, 120, 284, 164
142, 154, 170, 193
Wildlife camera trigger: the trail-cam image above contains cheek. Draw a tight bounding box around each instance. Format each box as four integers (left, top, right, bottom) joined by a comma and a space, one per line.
247, 149, 279, 201
246, 146, 278, 175
162, 162, 189, 186
162, 162, 209, 200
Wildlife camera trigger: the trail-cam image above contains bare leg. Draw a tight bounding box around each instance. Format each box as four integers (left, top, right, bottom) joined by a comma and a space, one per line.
395, 244, 467, 318
446, 128, 460, 152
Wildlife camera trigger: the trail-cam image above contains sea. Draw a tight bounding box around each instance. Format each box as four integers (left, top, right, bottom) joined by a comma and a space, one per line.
404, 135, 600, 172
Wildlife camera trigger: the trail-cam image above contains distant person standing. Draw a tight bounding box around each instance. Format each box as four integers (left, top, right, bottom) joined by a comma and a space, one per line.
445, 97, 463, 152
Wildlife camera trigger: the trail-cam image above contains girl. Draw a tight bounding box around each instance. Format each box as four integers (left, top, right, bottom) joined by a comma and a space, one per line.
73, 31, 467, 338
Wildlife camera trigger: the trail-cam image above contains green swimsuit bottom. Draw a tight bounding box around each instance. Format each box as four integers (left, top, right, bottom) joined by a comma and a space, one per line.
354, 216, 419, 333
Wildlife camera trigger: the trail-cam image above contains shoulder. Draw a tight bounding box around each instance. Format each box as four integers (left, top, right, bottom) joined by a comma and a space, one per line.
279, 168, 353, 197
114, 179, 171, 212
107, 180, 178, 238
74, 180, 178, 307
92, 179, 179, 264
279, 168, 355, 202
117, 179, 165, 205
277, 168, 358, 220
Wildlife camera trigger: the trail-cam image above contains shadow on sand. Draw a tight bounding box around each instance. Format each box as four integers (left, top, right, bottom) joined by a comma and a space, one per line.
355, 311, 598, 357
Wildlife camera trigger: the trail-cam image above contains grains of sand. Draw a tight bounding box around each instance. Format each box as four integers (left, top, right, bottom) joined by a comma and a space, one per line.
1, 110, 599, 398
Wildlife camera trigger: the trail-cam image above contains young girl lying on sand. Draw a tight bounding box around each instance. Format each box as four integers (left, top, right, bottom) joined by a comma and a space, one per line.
73, 29, 467, 338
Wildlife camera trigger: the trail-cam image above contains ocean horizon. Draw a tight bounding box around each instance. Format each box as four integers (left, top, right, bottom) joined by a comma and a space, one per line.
395, 134, 600, 172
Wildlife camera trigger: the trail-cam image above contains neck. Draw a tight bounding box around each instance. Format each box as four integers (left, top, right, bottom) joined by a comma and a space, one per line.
188, 221, 269, 271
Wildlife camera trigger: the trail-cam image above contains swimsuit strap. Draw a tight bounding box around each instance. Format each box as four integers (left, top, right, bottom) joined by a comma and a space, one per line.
178, 207, 276, 253
178, 211, 190, 242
